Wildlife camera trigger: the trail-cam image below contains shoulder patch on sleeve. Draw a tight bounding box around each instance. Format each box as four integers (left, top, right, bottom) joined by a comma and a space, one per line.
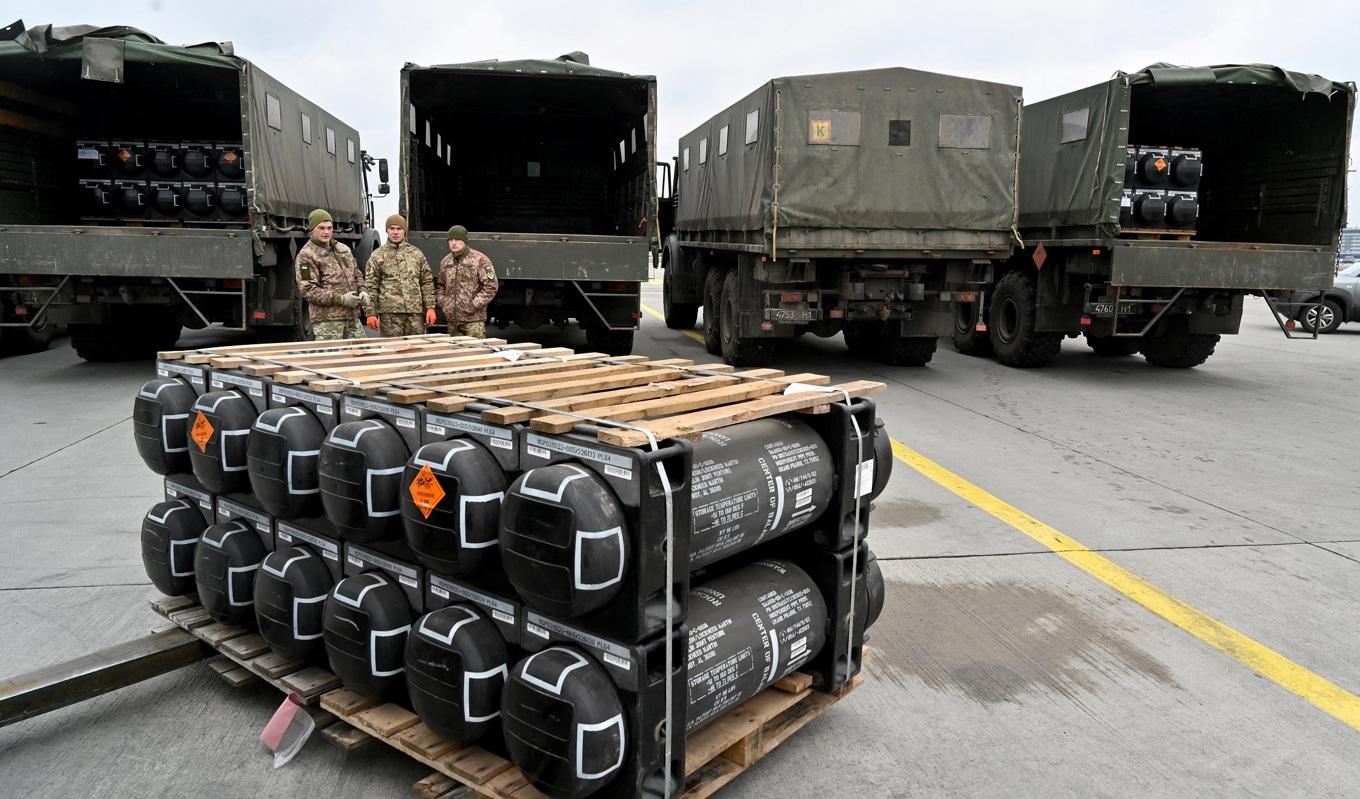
300, 264, 312, 280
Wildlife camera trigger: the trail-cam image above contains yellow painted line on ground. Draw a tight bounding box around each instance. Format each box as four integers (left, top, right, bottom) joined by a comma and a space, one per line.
640, 303, 704, 344
890, 437, 1360, 733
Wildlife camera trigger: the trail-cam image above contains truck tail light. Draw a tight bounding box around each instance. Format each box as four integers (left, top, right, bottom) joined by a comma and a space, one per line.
252, 310, 267, 320
1150, 305, 1164, 313
760, 321, 774, 331
14, 304, 27, 317
631, 311, 642, 320
955, 292, 978, 303
829, 309, 844, 319
1080, 316, 1093, 327
1285, 319, 1297, 330
780, 292, 803, 303
606, 282, 630, 292
223, 279, 243, 289
975, 322, 987, 332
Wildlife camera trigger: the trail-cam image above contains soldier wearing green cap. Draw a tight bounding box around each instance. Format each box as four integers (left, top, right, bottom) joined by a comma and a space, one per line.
362, 213, 436, 337
435, 225, 498, 339
294, 208, 365, 340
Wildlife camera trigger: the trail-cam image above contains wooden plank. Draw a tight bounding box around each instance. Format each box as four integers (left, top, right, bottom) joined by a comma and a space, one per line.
483, 768, 549, 799
487, 374, 759, 426
772, 672, 814, 693
206, 656, 235, 675
391, 362, 677, 407
760, 691, 841, 756
321, 721, 375, 751
598, 380, 885, 447
529, 373, 828, 434
354, 703, 421, 737
412, 772, 463, 799
280, 666, 342, 698
321, 686, 382, 717
436, 745, 514, 786
167, 608, 213, 630
193, 623, 249, 646
394, 722, 461, 761
273, 347, 578, 386
149, 595, 196, 616
680, 756, 743, 799
238, 340, 531, 370
158, 334, 457, 361
249, 651, 305, 679
683, 688, 810, 773
336, 349, 594, 394
219, 633, 270, 661
219, 666, 259, 688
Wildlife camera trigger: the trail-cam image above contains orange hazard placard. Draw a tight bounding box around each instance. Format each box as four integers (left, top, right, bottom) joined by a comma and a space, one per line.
191, 411, 214, 453
1154, 157, 1167, 172
408, 463, 445, 519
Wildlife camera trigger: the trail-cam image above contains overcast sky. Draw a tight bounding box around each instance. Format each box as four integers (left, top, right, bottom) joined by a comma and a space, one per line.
27, 0, 1360, 226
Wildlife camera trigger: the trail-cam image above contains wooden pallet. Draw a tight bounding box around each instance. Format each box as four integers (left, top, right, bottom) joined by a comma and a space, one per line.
321, 664, 862, 799
149, 595, 864, 798
157, 335, 886, 448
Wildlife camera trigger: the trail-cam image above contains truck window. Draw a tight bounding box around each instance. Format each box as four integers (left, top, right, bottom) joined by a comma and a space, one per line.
719, 125, 729, 155
889, 120, 912, 146
745, 109, 759, 144
265, 93, 282, 131
301, 113, 312, 144
527, 161, 540, 177
347, 139, 356, 164
683, 147, 691, 171
619, 140, 627, 164
446, 145, 452, 166
326, 128, 336, 155
630, 127, 638, 154
699, 138, 708, 164
1060, 108, 1089, 144
939, 114, 991, 149
436, 134, 442, 158
409, 104, 417, 134
425, 121, 432, 147
808, 110, 862, 146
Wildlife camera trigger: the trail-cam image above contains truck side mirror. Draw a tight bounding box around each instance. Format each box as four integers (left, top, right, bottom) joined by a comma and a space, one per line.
378, 158, 389, 184
378, 183, 390, 197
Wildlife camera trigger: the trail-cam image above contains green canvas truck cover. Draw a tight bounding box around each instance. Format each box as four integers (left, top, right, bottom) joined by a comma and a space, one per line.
676, 67, 1022, 244
0, 21, 365, 225
1017, 63, 1355, 243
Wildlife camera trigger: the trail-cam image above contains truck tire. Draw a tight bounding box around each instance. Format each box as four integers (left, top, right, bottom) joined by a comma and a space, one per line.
1, 318, 55, 354
720, 270, 771, 365
1085, 334, 1141, 357
70, 324, 136, 361
1300, 299, 1342, 334
883, 336, 937, 367
663, 268, 699, 330
1139, 318, 1219, 368
702, 268, 724, 355
989, 271, 1062, 368
843, 323, 876, 357
585, 327, 635, 356
952, 301, 992, 357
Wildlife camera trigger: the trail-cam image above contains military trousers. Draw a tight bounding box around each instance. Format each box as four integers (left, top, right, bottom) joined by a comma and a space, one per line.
312, 317, 365, 341
449, 321, 487, 339
379, 313, 427, 338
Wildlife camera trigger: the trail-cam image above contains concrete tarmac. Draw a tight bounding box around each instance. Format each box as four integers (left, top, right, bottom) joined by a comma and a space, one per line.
1, 294, 1357, 797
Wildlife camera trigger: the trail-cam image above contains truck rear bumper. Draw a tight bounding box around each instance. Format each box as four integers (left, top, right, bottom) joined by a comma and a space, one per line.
1107, 241, 1333, 290
0, 226, 255, 279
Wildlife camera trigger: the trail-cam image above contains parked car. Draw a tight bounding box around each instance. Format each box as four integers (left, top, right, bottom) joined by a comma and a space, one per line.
1294, 263, 1360, 333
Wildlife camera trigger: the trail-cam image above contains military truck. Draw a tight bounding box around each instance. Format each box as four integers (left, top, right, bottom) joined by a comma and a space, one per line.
953, 64, 1355, 368
0, 22, 384, 359
398, 54, 654, 355
660, 68, 1022, 365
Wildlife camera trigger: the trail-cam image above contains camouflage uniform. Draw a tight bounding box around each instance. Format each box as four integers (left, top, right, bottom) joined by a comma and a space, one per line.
294, 237, 364, 340
363, 241, 434, 338
436, 248, 498, 340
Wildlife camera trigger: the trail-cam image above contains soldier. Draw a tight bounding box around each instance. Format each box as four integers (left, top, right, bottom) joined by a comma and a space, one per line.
294, 208, 366, 340
436, 225, 498, 339
363, 214, 436, 337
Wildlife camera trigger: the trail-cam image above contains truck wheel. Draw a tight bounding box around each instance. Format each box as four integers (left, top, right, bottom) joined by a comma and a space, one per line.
989, 271, 1061, 368
702, 268, 724, 355
843, 323, 876, 357
720, 270, 771, 365
883, 336, 937, 366
1085, 334, 1141, 357
70, 324, 135, 362
1139, 318, 1219, 368
952, 301, 992, 357
586, 327, 635, 356
2, 318, 55, 354
1300, 299, 1342, 334
662, 268, 698, 330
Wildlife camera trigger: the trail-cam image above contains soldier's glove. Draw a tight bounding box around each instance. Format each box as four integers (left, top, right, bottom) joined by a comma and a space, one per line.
340, 291, 362, 308
358, 291, 371, 305
425, 309, 437, 326
366, 315, 380, 331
